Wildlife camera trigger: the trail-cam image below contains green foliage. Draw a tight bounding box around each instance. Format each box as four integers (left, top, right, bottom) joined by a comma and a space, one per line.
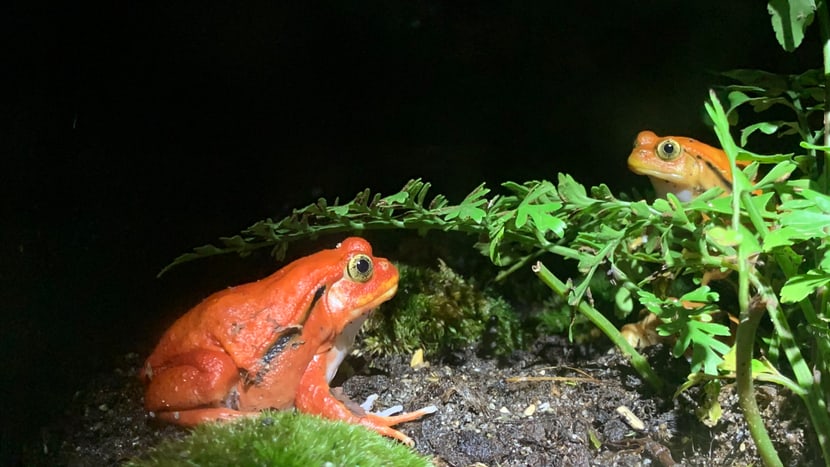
160, 3, 830, 464
718, 67, 824, 180
767, 0, 816, 52
359, 261, 525, 357
126, 411, 432, 467
163, 124, 830, 465
637, 287, 731, 375
535, 295, 577, 336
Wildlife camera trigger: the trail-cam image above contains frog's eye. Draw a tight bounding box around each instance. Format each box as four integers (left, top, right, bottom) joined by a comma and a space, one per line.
656, 139, 682, 161
346, 254, 373, 282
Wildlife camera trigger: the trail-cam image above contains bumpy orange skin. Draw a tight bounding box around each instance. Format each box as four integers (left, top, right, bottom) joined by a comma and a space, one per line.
142, 237, 433, 445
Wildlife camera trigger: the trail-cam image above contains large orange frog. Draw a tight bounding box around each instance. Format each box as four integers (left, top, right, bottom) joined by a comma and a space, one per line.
142, 237, 435, 445
627, 130, 749, 202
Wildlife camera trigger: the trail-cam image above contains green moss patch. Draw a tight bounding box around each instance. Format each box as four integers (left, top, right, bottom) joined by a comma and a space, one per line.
126, 411, 433, 467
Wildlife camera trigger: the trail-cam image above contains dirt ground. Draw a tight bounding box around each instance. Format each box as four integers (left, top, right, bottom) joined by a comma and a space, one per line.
20, 333, 817, 466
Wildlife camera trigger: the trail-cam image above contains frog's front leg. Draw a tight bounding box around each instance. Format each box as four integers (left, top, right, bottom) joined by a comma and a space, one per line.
294, 354, 436, 446
143, 348, 247, 426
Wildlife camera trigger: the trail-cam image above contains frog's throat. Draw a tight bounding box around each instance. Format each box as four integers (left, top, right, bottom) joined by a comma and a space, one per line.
324, 283, 398, 383
648, 178, 696, 203
325, 314, 369, 383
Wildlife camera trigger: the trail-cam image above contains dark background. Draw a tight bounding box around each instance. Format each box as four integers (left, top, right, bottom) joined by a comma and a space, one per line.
2, 1, 818, 463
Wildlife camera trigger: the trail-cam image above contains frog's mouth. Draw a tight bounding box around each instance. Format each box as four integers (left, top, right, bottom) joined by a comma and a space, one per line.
627, 162, 687, 184
357, 282, 398, 313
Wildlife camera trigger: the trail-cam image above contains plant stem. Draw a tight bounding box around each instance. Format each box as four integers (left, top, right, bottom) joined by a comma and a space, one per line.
760, 278, 830, 466
708, 90, 783, 466
818, 0, 830, 191
531, 261, 665, 393
734, 292, 782, 467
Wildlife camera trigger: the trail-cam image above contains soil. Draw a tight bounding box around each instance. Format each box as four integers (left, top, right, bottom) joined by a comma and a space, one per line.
19, 335, 817, 466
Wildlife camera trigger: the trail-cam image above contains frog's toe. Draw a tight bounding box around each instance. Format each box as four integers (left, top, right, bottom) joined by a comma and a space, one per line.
374, 404, 404, 417
359, 393, 428, 417
359, 393, 379, 412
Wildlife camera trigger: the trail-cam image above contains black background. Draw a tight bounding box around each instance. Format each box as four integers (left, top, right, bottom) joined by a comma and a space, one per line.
2, 1, 818, 463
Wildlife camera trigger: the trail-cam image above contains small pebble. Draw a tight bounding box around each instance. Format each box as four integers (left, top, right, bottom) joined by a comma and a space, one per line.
616, 406, 645, 431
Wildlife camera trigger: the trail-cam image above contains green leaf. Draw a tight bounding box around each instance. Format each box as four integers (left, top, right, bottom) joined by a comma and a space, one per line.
763, 226, 805, 251
740, 121, 782, 146
721, 69, 789, 94
556, 173, 595, 207
727, 90, 753, 115
514, 181, 565, 236
614, 287, 634, 315
754, 160, 797, 187
780, 270, 830, 303
679, 286, 719, 304
443, 200, 486, 223
778, 204, 830, 238
380, 191, 410, 204
800, 141, 830, 152
629, 200, 654, 218
706, 226, 743, 247
767, 0, 816, 52
442, 184, 490, 223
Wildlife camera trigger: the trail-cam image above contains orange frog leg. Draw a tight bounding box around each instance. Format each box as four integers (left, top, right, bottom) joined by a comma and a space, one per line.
143, 349, 248, 426
294, 355, 436, 446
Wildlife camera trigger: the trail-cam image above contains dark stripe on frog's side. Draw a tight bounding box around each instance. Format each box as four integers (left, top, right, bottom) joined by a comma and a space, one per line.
242, 285, 326, 386
694, 153, 734, 192
261, 327, 303, 367
296, 284, 326, 327
242, 327, 303, 387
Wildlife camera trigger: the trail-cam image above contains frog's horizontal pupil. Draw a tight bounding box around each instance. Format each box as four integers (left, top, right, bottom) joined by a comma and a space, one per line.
356, 258, 370, 274
347, 254, 373, 282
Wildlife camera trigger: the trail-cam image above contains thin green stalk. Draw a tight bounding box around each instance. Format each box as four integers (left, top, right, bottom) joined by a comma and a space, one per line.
531, 261, 665, 393
710, 90, 783, 466
818, 0, 830, 191
743, 186, 830, 463
734, 195, 781, 466
758, 277, 830, 465
734, 288, 782, 467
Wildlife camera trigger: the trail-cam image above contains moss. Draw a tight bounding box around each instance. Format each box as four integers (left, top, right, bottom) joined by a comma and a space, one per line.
126, 411, 432, 467
359, 260, 525, 357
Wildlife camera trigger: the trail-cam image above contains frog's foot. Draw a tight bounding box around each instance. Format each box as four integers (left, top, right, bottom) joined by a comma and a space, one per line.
620, 312, 663, 349
360, 393, 404, 416
296, 356, 437, 445
297, 384, 436, 446
360, 392, 437, 420
359, 409, 438, 446
330, 388, 436, 446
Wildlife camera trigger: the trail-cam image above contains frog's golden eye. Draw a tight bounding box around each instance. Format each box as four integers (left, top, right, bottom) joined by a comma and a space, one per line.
656, 139, 682, 161
346, 254, 373, 282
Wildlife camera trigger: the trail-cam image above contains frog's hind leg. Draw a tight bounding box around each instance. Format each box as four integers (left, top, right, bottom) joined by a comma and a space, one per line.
143, 349, 241, 424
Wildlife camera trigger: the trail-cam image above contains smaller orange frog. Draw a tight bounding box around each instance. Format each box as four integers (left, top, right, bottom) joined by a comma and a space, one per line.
627, 130, 749, 202
142, 237, 435, 445
624, 131, 750, 348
